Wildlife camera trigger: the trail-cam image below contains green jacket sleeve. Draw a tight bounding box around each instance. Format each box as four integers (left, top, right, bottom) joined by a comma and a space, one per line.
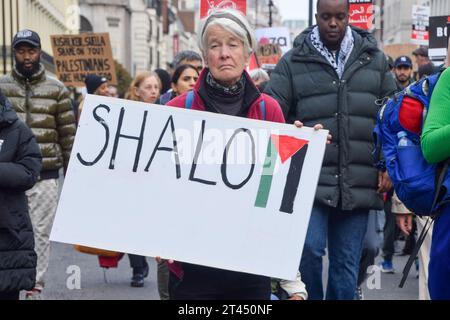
422, 67, 450, 163
55, 86, 77, 172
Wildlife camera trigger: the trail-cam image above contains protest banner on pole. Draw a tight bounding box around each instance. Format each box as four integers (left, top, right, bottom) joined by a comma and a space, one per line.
200, 0, 247, 18
256, 42, 282, 71
255, 27, 292, 57
349, 0, 374, 30
50, 33, 117, 87
50, 95, 328, 280
255, 27, 291, 70
429, 16, 450, 64
411, 5, 430, 46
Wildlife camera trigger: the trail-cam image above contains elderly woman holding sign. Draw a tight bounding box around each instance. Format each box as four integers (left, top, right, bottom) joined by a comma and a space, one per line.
166, 8, 326, 300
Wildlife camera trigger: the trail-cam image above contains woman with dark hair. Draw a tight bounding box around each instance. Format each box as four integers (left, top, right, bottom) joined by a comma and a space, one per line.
158, 64, 200, 105
171, 64, 200, 96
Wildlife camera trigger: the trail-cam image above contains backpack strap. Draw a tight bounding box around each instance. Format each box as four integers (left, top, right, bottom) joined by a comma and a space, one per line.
399, 158, 450, 288
260, 99, 266, 121
399, 217, 434, 288
373, 103, 387, 171
185, 90, 194, 109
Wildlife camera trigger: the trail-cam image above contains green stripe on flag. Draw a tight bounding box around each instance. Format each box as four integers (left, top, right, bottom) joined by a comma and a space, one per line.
255, 138, 278, 208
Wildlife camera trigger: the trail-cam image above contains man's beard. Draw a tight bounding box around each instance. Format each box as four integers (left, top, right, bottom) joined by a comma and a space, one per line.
16, 60, 40, 79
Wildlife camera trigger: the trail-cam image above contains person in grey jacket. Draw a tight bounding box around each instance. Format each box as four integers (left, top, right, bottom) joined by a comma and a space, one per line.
0, 89, 42, 300
265, 0, 397, 300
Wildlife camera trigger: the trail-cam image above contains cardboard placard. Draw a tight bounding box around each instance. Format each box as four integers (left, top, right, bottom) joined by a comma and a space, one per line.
50, 33, 117, 87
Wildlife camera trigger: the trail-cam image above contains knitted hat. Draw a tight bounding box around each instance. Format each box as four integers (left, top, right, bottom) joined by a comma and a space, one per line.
85, 74, 108, 94
198, 8, 256, 55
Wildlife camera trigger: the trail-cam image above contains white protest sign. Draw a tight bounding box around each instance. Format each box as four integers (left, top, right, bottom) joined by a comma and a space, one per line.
255, 27, 292, 56
411, 5, 430, 46
255, 27, 291, 71
51, 95, 328, 280
429, 16, 450, 63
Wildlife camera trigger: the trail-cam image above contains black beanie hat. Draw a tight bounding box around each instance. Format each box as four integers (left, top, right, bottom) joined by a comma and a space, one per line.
85, 74, 108, 94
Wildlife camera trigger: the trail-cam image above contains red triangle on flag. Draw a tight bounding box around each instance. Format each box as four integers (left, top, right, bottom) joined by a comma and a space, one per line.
271, 135, 309, 164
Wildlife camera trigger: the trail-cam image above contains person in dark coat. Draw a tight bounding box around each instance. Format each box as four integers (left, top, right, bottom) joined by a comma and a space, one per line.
264, 0, 397, 300
0, 89, 42, 300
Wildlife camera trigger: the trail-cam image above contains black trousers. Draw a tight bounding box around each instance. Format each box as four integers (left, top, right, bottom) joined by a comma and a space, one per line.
128, 254, 148, 274
0, 291, 20, 301
358, 212, 382, 286
171, 263, 271, 300
382, 197, 399, 261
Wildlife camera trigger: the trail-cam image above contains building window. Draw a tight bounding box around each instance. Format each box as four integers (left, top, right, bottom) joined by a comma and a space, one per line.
150, 46, 153, 65
80, 15, 93, 33
149, 19, 153, 40
157, 50, 160, 69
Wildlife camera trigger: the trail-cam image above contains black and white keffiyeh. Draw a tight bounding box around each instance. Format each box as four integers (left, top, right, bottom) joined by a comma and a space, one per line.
206, 71, 245, 97
310, 26, 354, 79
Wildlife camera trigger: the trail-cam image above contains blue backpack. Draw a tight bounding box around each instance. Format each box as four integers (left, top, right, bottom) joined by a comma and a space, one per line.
184, 90, 267, 120
374, 70, 450, 287
373, 70, 450, 217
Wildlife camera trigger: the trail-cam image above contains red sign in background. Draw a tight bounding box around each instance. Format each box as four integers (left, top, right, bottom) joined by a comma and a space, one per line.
411, 6, 430, 44
349, 0, 374, 30
200, 0, 247, 18
412, 30, 429, 42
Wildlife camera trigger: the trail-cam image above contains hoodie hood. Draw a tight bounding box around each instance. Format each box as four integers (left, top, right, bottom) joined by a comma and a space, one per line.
0, 91, 19, 127
292, 25, 379, 58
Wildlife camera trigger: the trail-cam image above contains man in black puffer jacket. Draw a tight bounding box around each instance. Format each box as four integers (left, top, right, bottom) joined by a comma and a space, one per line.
265, 0, 397, 300
0, 89, 42, 300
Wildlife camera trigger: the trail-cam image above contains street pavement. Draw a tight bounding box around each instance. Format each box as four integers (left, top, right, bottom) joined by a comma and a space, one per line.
362, 254, 419, 300
36, 241, 419, 300
31, 162, 420, 300
42, 243, 159, 300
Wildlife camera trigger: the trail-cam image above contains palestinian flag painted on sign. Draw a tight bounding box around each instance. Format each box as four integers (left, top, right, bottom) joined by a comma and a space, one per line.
255, 135, 309, 214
